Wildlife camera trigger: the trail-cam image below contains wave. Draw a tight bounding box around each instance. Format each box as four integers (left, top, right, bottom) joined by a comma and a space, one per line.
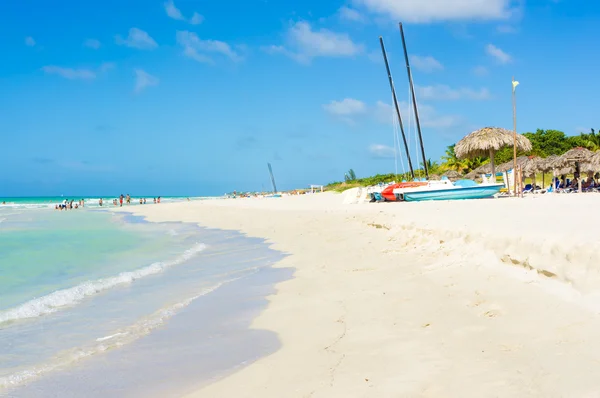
0, 243, 207, 326
0, 276, 244, 391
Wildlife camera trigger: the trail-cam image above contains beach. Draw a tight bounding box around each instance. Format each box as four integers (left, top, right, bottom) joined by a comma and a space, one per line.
5, 192, 600, 396
105, 192, 600, 397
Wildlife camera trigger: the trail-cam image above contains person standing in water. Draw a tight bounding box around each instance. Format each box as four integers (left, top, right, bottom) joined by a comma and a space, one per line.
119, 195, 124, 207
99, 198, 103, 207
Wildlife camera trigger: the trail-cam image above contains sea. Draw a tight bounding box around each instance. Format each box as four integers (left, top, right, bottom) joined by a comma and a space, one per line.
0, 197, 289, 397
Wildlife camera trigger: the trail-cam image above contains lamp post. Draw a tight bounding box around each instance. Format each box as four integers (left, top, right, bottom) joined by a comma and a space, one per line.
512, 77, 519, 195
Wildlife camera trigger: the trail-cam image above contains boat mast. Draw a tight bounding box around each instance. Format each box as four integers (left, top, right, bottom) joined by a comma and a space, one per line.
399, 22, 428, 178
379, 36, 415, 179
267, 163, 278, 193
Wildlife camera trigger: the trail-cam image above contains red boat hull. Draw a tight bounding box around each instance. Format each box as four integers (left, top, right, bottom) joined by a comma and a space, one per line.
381, 182, 429, 201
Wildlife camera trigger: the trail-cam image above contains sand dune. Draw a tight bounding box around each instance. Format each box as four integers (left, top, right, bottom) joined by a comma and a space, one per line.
127, 193, 600, 397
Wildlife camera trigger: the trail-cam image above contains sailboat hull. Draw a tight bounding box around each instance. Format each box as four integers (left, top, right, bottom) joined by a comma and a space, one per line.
400, 184, 503, 202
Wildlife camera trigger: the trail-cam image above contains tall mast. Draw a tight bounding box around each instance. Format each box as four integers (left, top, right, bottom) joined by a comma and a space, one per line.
267, 163, 278, 193
399, 22, 428, 178
379, 36, 415, 179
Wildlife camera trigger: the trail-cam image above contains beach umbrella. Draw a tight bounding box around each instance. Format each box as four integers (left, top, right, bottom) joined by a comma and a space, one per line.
496, 155, 530, 173
551, 147, 594, 170
429, 174, 441, 180
442, 170, 462, 181
464, 164, 492, 180
455, 127, 532, 179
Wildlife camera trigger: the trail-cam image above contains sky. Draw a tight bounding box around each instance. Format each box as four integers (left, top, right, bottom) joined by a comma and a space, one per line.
1, 0, 599, 196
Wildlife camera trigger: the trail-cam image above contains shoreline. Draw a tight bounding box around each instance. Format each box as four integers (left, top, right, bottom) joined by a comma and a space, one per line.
119, 192, 600, 397
2, 209, 288, 397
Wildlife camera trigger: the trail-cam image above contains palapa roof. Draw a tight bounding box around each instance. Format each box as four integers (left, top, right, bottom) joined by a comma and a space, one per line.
455, 127, 532, 159
550, 147, 594, 169
537, 154, 559, 173
442, 170, 462, 178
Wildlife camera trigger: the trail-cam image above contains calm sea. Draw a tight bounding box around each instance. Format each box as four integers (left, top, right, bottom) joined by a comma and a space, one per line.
0, 200, 286, 396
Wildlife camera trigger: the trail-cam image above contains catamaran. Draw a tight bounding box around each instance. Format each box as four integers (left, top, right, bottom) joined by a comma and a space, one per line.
375, 23, 503, 202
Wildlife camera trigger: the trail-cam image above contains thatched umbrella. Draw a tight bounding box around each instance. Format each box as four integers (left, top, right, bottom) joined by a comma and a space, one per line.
464, 164, 491, 180
455, 127, 532, 179
537, 155, 559, 173
442, 170, 462, 181
496, 155, 530, 173
549, 147, 595, 192
551, 147, 594, 170
429, 174, 441, 181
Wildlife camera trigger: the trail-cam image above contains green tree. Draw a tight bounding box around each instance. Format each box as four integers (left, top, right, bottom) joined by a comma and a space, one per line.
344, 169, 357, 182
420, 159, 441, 174
440, 145, 466, 172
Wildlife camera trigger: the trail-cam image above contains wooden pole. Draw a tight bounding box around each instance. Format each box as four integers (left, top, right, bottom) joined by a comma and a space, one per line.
512, 77, 518, 196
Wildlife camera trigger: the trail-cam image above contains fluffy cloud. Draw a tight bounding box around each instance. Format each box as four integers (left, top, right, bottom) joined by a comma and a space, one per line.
134, 69, 159, 93
410, 55, 443, 73
165, 1, 204, 25
351, 0, 516, 23
415, 85, 491, 101
263, 21, 363, 64
323, 98, 367, 116
375, 100, 461, 129
368, 144, 396, 159
84, 39, 101, 49
42, 66, 96, 80
115, 28, 158, 50
338, 6, 367, 22
485, 44, 511, 63
25, 36, 36, 47
176, 31, 242, 64
472, 66, 488, 76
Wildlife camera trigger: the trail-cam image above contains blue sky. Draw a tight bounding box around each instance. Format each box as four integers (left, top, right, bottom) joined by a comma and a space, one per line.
1, 0, 598, 196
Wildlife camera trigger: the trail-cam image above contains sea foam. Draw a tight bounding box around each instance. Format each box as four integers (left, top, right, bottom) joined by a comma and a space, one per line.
0, 243, 207, 326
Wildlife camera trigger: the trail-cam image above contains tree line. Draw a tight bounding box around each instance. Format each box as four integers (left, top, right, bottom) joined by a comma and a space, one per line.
330, 129, 600, 189
432, 128, 600, 175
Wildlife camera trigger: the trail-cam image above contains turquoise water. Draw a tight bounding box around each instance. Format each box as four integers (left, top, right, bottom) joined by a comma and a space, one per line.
0, 196, 210, 209
0, 205, 285, 395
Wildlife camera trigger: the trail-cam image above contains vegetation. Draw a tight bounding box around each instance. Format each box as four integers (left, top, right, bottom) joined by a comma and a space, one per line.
326, 128, 600, 191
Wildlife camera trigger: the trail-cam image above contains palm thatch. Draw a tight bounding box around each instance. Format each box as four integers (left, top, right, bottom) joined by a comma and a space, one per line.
496, 155, 530, 173
442, 170, 462, 181
454, 127, 532, 178
429, 174, 441, 180
537, 155, 559, 173
550, 147, 594, 170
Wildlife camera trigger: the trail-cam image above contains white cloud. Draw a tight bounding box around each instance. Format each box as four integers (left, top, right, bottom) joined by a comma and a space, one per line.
176, 31, 242, 64
164, 0, 184, 20
42, 66, 96, 80
415, 85, 491, 101
338, 6, 367, 22
263, 21, 363, 64
497, 25, 517, 33
165, 0, 204, 25
410, 55, 443, 72
485, 43, 511, 63
84, 39, 101, 49
134, 69, 159, 93
115, 28, 158, 50
25, 36, 36, 47
472, 65, 488, 76
375, 100, 460, 129
323, 98, 367, 116
369, 144, 396, 159
190, 12, 204, 25
351, 0, 516, 23
99, 62, 115, 72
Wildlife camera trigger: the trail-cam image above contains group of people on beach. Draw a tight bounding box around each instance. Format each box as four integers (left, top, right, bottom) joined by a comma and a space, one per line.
98, 195, 161, 207
554, 172, 600, 192
55, 199, 85, 210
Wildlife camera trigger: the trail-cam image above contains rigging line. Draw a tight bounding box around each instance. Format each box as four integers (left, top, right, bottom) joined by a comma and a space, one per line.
392, 104, 406, 177
409, 86, 421, 179
392, 104, 398, 176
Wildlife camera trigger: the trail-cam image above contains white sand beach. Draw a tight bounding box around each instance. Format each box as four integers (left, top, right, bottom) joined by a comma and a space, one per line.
126, 193, 600, 397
